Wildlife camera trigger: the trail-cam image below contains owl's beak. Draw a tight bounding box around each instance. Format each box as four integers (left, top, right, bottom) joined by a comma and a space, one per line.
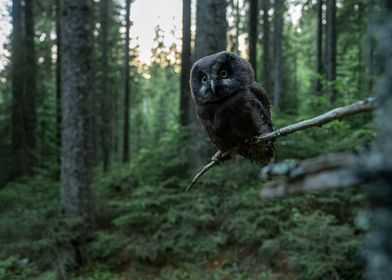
210, 80, 216, 94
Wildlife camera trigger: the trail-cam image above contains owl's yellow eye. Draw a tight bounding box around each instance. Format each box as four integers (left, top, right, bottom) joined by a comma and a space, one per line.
201, 75, 208, 83
219, 70, 228, 78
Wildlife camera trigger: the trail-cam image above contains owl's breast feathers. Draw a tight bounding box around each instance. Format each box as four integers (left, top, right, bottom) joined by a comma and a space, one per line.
197, 82, 275, 164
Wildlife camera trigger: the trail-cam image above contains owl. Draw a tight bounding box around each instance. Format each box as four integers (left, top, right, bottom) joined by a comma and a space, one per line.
190, 51, 274, 164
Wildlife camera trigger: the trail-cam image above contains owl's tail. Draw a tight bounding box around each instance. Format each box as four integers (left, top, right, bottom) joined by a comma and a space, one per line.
239, 141, 275, 165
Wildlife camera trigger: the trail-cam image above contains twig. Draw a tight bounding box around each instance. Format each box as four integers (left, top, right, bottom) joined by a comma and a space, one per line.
186, 97, 376, 191
185, 147, 238, 191
185, 161, 217, 191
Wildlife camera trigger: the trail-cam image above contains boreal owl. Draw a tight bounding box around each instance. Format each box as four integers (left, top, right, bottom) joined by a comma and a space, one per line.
190, 51, 274, 164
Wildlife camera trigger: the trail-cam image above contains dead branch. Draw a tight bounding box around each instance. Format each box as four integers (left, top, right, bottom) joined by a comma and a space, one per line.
186, 97, 376, 191
260, 153, 364, 198
185, 160, 217, 191
253, 97, 375, 144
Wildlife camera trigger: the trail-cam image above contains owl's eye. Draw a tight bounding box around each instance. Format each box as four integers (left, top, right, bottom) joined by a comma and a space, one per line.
219, 70, 228, 78
201, 75, 208, 83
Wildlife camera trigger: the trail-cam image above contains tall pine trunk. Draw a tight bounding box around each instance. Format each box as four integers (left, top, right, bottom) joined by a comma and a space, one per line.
315, 0, 323, 94
23, 0, 38, 171
179, 0, 191, 127
195, 0, 227, 59
122, 0, 131, 163
261, 0, 271, 93
56, 0, 61, 175
100, 0, 111, 172
231, 0, 241, 53
60, 0, 95, 228
248, 0, 258, 75
10, 0, 24, 180
365, 2, 376, 92
10, 0, 38, 180
273, 0, 283, 110
326, 0, 337, 103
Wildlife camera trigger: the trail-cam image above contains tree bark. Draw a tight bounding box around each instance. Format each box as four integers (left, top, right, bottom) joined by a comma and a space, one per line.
365, 2, 376, 92
315, 0, 323, 94
273, 0, 283, 110
10, 0, 38, 180
231, 0, 241, 53
56, 0, 61, 176
10, 0, 24, 180
179, 0, 191, 127
122, 0, 131, 163
326, 0, 337, 103
261, 0, 271, 93
60, 0, 95, 227
194, 0, 227, 60
248, 0, 258, 75
23, 0, 38, 171
100, 0, 111, 172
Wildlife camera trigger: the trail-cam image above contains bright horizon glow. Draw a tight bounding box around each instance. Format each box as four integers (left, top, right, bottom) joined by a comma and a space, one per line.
0, 0, 11, 71
0, 0, 302, 71
130, 0, 182, 64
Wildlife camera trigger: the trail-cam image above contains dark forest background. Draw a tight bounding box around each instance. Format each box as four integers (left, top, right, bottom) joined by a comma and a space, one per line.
0, 0, 386, 279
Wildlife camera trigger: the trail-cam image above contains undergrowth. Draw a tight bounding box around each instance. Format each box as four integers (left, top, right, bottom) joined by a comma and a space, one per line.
0, 117, 369, 279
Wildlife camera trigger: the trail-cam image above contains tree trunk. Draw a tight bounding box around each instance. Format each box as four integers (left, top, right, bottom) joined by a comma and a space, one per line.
10, 0, 25, 180
60, 0, 95, 228
261, 0, 271, 93
365, 2, 376, 92
23, 0, 38, 171
122, 0, 131, 163
326, 0, 337, 103
113, 90, 119, 160
315, 0, 323, 94
194, 0, 227, 59
179, 0, 191, 127
231, 0, 241, 53
249, 0, 258, 75
56, 0, 61, 176
273, 0, 283, 110
100, 0, 111, 172
364, 1, 392, 279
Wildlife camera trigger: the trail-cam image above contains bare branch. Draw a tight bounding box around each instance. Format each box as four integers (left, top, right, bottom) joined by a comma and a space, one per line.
186, 98, 376, 191
253, 97, 375, 144
185, 161, 217, 191
260, 153, 364, 198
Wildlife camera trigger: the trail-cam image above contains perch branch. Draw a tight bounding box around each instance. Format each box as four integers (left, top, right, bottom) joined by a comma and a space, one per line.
253, 97, 376, 144
186, 97, 376, 191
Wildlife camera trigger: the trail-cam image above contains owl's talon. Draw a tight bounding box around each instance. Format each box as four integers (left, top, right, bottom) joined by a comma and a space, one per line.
212, 150, 223, 162
212, 150, 231, 163
244, 136, 259, 145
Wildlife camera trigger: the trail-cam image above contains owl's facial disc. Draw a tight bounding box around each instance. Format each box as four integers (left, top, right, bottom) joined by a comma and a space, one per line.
199, 68, 231, 95
191, 51, 254, 105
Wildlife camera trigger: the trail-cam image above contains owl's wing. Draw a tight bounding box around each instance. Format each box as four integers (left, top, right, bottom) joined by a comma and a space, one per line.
241, 82, 275, 164
249, 82, 272, 124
